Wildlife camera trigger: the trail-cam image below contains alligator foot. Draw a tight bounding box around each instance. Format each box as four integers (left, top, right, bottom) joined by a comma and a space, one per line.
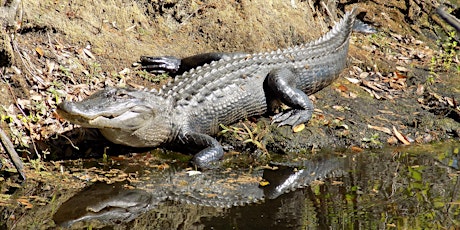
140, 52, 246, 75
271, 109, 312, 127
267, 68, 314, 127
192, 146, 223, 169
140, 56, 182, 74
179, 131, 224, 169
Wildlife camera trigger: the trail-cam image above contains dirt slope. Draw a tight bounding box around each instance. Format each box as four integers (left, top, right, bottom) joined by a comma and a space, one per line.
0, 0, 458, 166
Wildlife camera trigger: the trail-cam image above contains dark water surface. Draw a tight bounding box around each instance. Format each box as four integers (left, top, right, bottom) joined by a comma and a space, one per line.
50, 141, 460, 229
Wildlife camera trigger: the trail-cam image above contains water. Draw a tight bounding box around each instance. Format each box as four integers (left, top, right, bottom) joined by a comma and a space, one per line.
51, 141, 460, 229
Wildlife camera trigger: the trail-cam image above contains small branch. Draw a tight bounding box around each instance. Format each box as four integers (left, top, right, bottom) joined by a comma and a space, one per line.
0, 126, 26, 181
436, 6, 460, 32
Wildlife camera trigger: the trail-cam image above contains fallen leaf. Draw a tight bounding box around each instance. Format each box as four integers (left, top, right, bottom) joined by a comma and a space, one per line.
392, 126, 411, 145
394, 71, 407, 79
292, 123, 305, 133
396, 66, 409, 72
359, 72, 370, 79
35, 47, 44, 57
331, 180, 343, 185
378, 110, 395, 115
348, 92, 357, 99
83, 48, 95, 59
368, 124, 392, 135
387, 136, 399, 145
445, 97, 455, 107
416, 84, 424, 95
186, 170, 202, 176
17, 99, 31, 109
362, 80, 384, 92
259, 180, 270, 187
352, 66, 363, 73
345, 77, 360, 84
332, 105, 345, 112
119, 68, 130, 75
351, 146, 363, 152
17, 198, 34, 209
337, 85, 348, 92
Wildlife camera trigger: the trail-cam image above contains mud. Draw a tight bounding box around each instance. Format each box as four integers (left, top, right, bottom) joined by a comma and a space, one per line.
0, 0, 457, 160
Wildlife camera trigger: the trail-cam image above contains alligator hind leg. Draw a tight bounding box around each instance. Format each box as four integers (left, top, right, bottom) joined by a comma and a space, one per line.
267, 68, 314, 127
178, 131, 224, 169
140, 52, 245, 76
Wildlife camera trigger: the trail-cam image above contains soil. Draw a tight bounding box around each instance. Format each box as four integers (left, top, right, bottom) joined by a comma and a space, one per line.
0, 0, 459, 228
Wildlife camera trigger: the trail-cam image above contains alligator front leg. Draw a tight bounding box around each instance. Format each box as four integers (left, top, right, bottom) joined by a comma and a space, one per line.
140, 56, 182, 74
178, 131, 224, 169
267, 68, 314, 127
140, 52, 243, 75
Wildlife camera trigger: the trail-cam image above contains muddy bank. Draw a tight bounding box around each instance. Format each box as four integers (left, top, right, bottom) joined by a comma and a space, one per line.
0, 0, 457, 162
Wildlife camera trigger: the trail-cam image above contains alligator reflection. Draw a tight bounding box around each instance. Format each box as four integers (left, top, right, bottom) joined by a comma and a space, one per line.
53, 155, 345, 227
53, 143, 460, 229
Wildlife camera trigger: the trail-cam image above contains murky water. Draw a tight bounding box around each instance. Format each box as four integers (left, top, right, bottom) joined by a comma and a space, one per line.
1, 141, 459, 229
47, 141, 460, 229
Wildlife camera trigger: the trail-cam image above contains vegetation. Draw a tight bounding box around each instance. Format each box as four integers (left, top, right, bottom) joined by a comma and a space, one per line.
428, 30, 458, 83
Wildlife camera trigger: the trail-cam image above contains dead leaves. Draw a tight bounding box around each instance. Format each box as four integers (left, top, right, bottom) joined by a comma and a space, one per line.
367, 124, 392, 135
346, 32, 433, 101
346, 66, 408, 100
418, 91, 460, 122
292, 123, 305, 133
392, 126, 411, 145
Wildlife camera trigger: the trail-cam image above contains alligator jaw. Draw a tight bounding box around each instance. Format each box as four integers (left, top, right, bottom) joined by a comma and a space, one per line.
56, 101, 100, 125
57, 102, 153, 130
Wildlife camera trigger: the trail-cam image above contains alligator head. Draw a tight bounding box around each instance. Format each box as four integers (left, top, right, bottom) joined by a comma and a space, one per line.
57, 87, 174, 147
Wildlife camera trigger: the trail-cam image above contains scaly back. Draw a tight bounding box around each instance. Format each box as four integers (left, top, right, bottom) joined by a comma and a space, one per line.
158, 8, 358, 105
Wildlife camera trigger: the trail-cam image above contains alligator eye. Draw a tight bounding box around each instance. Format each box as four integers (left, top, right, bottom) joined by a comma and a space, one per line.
104, 115, 116, 119
116, 91, 130, 98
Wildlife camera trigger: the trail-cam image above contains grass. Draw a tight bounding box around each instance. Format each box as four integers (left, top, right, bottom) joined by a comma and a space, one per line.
428, 30, 458, 84
219, 122, 268, 154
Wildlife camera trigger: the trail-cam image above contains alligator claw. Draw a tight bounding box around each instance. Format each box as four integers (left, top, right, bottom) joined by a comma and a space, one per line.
272, 109, 312, 127
139, 56, 181, 74
272, 110, 293, 125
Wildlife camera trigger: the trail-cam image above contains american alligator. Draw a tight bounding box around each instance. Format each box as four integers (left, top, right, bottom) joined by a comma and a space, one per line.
53, 156, 345, 226
57, 8, 373, 168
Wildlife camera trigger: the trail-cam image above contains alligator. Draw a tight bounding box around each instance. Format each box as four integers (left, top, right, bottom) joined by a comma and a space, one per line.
53, 155, 345, 226
57, 8, 374, 168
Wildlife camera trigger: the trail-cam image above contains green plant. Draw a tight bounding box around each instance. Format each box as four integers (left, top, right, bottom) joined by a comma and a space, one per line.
1, 113, 14, 123
87, 62, 102, 79
59, 65, 71, 78
362, 133, 381, 145
0, 106, 30, 148
47, 80, 65, 105
427, 56, 437, 84
428, 30, 458, 83
136, 70, 170, 83
29, 158, 46, 172
219, 122, 268, 153
438, 31, 458, 70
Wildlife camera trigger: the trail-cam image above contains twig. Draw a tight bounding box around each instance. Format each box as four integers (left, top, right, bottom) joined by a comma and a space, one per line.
437, 6, 460, 32
0, 126, 26, 180
1, 70, 40, 159
58, 133, 80, 150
